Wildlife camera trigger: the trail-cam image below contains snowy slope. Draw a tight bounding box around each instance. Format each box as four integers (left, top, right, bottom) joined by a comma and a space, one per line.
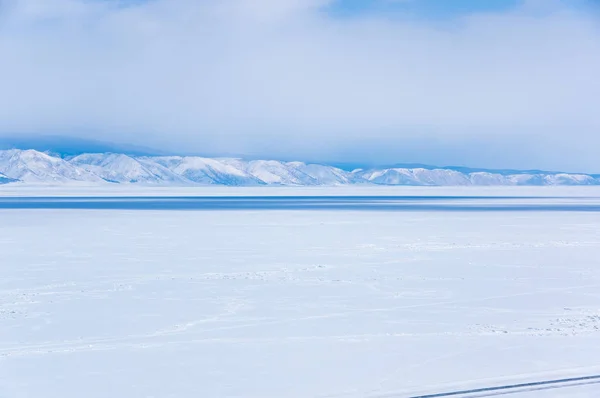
356, 167, 600, 187
0, 149, 104, 184
70, 153, 187, 184
221, 160, 360, 186
286, 162, 361, 185
357, 168, 471, 186
0, 171, 17, 184
0, 149, 599, 186
242, 160, 319, 185
152, 156, 264, 185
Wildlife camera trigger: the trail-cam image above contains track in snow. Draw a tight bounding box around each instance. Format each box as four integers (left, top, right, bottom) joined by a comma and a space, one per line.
406, 374, 600, 398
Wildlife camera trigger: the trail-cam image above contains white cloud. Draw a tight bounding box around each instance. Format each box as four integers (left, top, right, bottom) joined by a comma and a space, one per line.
0, 0, 599, 170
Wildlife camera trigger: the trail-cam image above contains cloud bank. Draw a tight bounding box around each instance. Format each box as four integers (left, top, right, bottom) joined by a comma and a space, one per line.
0, 0, 599, 170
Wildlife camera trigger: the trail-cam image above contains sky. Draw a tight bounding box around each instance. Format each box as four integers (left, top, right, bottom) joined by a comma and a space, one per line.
0, 0, 599, 171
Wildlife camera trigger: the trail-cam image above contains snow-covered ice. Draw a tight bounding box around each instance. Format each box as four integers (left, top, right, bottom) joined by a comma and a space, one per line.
1, 190, 600, 397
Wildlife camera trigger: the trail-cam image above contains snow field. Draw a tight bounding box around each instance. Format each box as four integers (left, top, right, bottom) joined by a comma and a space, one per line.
1, 206, 600, 397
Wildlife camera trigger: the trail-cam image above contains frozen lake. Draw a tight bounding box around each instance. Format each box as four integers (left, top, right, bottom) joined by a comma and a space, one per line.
1, 189, 600, 397
2, 194, 600, 212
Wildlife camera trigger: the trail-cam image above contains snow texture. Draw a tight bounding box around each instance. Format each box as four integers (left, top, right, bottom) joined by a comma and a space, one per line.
0, 149, 598, 186
1, 191, 600, 397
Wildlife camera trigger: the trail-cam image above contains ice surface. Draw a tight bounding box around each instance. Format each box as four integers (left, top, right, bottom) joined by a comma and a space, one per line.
3, 185, 600, 198
1, 191, 600, 397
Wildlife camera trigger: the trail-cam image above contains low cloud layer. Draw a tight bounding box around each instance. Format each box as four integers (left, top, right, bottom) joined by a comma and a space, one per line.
0, 0, 599, 170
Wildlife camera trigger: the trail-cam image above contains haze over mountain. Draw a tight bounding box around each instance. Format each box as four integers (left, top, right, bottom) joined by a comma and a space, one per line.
1, 0, 599, 171
0, 136, 165, 157
0, 149, 597, 187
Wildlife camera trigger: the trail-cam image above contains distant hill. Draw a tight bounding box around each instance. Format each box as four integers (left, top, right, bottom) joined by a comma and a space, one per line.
0, 149, 597, 186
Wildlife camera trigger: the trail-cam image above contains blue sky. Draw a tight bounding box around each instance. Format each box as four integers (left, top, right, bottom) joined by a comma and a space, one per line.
332, 0, 597, 17
0, 0, 599, 171
330, 0, 521, 18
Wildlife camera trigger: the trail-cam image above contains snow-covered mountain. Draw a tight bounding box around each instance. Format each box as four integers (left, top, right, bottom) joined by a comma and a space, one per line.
0, 149, 598, 186
0, 149, 104, 184
150, 156, 264, 186
355, 167, 599, 186
70, 153, 187, 184
0, 171, 16, 184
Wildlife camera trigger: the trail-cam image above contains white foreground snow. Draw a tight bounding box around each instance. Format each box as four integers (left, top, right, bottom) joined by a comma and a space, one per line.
1, 193, 600, 397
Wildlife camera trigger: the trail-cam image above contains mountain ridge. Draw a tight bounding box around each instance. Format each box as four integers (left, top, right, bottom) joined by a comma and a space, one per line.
0, 149, 598, 187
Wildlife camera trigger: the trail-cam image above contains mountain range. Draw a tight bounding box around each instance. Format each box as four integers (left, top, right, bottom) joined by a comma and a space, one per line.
0, 149, 598, 186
